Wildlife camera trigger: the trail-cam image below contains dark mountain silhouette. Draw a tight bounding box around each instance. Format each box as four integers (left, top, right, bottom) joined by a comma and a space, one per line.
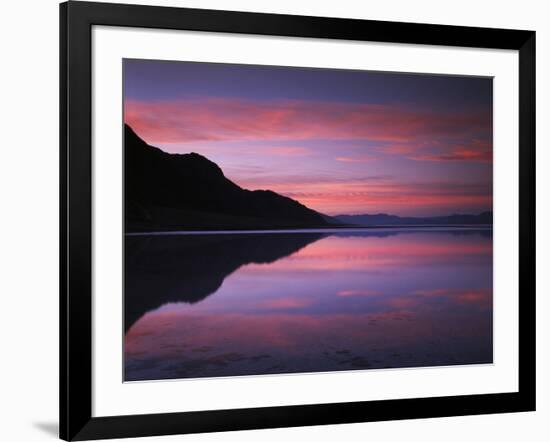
125, 232, 324, 332
125, 124, 329, 231
334, 211, 492, 226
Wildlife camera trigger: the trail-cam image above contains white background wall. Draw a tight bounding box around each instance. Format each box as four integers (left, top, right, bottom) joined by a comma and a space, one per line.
0, 0, 547, 441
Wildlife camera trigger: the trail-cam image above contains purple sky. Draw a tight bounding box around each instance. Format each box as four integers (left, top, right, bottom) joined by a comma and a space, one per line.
124, 59, 493, 216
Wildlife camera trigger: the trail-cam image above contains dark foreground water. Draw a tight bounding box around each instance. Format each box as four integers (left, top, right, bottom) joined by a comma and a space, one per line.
124, 228, 492, 381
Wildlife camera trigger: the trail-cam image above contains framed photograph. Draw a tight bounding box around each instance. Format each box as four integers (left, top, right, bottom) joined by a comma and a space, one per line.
60, 1, 536, 440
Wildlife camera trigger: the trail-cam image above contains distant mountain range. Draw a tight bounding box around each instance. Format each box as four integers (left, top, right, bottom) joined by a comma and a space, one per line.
333, 212, 492, 226
125, 124, 329, 231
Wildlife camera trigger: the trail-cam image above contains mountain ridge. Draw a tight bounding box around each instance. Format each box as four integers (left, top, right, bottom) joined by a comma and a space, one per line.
124, 124, 330, 231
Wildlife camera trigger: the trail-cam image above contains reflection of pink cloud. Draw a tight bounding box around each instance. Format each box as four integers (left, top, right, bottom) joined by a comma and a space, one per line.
126, 306, 492, 368
379, 288, 492, 312
337, 289, 380, 297
413, 288, 451, 297
125, 97, 491, 148
389, 297, 419, 309
455, 289, 492, 306
411, 288, 492, 308
246, 235, 491, 272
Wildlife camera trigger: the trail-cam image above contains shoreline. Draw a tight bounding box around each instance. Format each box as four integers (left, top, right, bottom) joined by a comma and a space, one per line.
126, 224, 493, 237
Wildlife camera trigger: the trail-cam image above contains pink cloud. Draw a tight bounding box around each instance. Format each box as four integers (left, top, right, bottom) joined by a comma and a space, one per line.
409, 149, 492, 163
124, 97, 492, 215
259, 298, 313, 309
124, 97, 491, 148
336, 155, 376, 163
262, 179, 492, 215
381, 143, 418, 154
268, 146, 312, 156
407, 139, 492, 163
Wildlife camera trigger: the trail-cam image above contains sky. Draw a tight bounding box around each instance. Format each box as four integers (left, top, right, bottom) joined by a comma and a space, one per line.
123, 58, 493, 217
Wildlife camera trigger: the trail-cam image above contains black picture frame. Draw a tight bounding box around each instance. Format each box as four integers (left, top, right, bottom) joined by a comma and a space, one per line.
60, 1, 536, 440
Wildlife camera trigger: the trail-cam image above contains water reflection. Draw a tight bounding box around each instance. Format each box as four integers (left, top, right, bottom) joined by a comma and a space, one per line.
125, 229, 492, 381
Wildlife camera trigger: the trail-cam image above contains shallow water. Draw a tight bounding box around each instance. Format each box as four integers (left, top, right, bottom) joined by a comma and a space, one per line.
124, 228, 493, 381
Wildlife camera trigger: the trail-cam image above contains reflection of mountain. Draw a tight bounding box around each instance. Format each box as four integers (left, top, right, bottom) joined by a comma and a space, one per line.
124, 233, 324, 332
125, 228, 491, 332
125, 125, 329, 232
